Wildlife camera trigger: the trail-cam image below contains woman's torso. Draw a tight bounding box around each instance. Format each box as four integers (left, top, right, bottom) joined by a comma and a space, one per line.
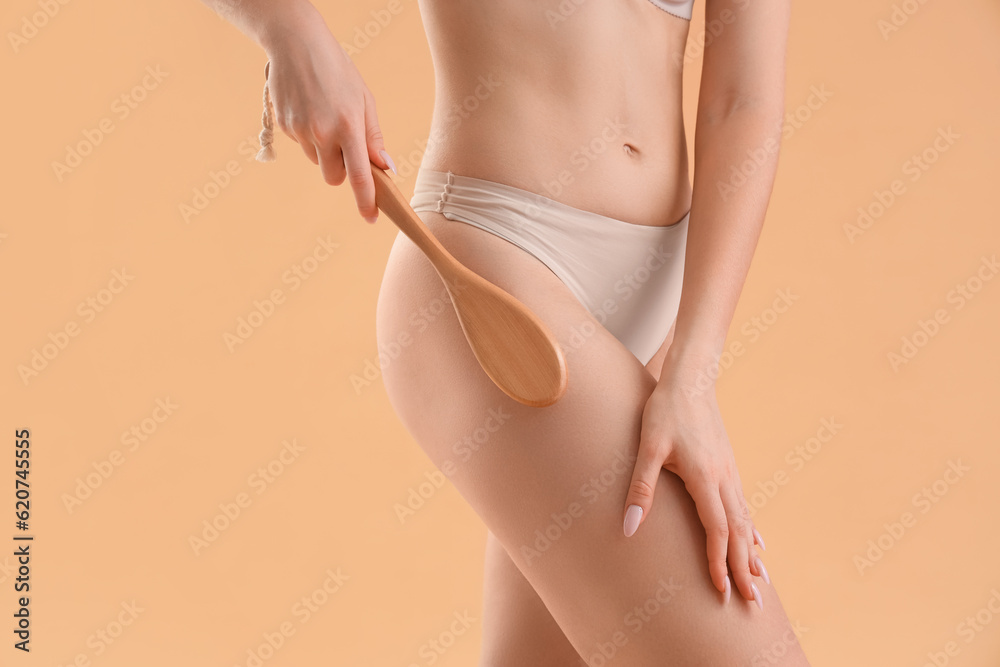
418, 0, 693, 227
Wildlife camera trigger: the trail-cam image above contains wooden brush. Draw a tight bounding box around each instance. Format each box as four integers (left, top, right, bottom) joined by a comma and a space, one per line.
371, 163, 568, 407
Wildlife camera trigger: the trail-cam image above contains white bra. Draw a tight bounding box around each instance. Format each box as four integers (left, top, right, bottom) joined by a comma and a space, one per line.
646, 0, 694, 20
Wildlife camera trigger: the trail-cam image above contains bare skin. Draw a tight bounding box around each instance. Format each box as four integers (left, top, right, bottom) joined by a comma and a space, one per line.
378, 216, 807, 664
205, 0, 807, 662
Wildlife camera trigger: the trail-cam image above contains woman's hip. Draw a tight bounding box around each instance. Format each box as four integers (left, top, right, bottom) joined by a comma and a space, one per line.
404, 166, 689, 366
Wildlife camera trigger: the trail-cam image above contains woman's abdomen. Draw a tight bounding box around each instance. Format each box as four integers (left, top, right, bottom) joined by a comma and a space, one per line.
417, 0, 693, 228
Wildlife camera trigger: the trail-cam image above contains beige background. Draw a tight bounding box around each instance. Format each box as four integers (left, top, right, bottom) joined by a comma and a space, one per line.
3, 0, 999, 664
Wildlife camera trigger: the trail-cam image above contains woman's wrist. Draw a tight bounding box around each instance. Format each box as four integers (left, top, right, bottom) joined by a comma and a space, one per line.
256, 0, 327, 54
205, 0, 323, 53
660, 337, 726, 390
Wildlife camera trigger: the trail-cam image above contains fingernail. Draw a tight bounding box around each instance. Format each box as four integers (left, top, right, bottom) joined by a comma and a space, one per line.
623, 505, 642, 537
723, 576, 731, 605
379, 149, 397, 175
751, 582, 763, 611
754, 557, 770, 585
364, 214, 377, 224
753, 527, 766, 551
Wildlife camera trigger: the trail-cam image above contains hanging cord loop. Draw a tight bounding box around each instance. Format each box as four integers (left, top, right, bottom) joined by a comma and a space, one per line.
256, 60, 276, 162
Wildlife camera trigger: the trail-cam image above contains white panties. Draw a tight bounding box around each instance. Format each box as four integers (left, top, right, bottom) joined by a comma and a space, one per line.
409, 168, 689, 366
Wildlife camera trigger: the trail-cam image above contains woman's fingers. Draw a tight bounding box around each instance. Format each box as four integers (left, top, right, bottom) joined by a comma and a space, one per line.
732, 466, 759, 577
752, 524, 766, 551
300, 140, 319, 165
622, 438, 666, 537
341, 129, 379, 224
721, 482, 760, 609
747, 515, 770, 584
684, 475, 730, 597
316, 142, 347, 187
734, 477, 771, 587
306, 114, 378, 224
363, 89, 394, 174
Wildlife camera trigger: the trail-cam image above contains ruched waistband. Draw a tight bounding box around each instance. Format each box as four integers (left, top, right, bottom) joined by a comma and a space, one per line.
410, 168, 689, 235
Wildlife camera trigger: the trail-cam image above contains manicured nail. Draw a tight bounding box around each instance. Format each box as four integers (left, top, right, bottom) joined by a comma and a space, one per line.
754, 557, 771, 585
623, 505, 642, 537
753, 527, 766, 551
751, 582, 763, 611
379, 149, 397, 174
723, 576, 731, 605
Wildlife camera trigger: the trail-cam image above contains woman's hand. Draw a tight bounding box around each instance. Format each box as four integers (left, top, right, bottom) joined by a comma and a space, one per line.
261, 2, 396, 223
622, 347, 769, 608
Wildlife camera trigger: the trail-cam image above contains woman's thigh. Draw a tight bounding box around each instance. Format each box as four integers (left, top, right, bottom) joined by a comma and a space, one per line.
376, 212, 809, 665
477, 335, 677, 667
480, 530, 584, 666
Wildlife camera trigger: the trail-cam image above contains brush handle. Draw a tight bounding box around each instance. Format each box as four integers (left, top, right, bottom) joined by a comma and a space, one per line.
370, 164, 459, 280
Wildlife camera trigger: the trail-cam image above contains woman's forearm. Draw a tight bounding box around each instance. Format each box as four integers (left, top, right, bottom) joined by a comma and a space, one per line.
664, 105, 784, 374
200, 0, 323, 52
